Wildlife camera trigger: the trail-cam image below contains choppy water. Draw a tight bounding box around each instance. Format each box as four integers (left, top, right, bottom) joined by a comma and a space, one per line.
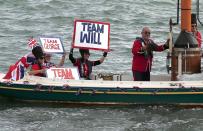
0, 0, 203, 130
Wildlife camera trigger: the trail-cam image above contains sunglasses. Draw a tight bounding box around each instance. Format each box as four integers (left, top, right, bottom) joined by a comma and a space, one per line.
144, 31, 151, 35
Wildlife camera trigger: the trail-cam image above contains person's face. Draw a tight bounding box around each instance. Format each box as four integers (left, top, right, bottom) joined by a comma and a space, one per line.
83, 53, 90, 60
45, 55, 51, 62
141, 28, 151, 40
38, 56, 45, 64
191, 24, 197, 32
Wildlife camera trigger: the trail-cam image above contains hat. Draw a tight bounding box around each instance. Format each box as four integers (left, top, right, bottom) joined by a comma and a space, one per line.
191, 13, 197, 25
32, 46, 44, 59
79, 49, 90, 56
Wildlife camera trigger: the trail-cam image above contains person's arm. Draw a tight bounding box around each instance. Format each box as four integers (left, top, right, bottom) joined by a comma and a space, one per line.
57, 52, 67, 67
28, 64, 46, 75
149, 39, 169, 52
69, 48, 76, 64
132, 40, 143, 55
28, 69, 46, 75
93, 52, 107, 66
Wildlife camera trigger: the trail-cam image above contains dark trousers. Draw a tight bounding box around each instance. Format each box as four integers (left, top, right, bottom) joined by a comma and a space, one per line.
132, 70, 150, 81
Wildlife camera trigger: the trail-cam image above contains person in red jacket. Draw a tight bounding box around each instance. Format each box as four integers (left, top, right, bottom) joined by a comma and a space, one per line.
191, 23, 202, 48
29, 55, 46, 77
191, 13, 202, 48
132, 27, 169, 81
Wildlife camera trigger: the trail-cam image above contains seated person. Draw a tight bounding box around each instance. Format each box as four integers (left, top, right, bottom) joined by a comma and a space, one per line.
44, 52, 67, 68
28, 55, 46, 77
3, 46, 44, 80
69, 48, 107, 80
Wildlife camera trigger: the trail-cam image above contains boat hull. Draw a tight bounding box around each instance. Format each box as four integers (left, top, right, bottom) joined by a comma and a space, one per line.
0, 82, 203, 105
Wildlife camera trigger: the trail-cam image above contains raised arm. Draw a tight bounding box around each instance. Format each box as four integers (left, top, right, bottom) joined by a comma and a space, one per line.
57, 52, 67, 67
93, 52, 108, 66
69, 48, 76, 64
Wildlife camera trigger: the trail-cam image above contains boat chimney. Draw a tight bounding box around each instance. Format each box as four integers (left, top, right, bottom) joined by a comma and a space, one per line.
171, 0, 201, 80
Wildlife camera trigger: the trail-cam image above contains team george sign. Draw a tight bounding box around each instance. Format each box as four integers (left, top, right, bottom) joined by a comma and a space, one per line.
39, 36, 64, 54
72, 20, 110, 51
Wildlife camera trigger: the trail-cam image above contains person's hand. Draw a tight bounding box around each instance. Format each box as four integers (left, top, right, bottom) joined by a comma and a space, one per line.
142, 45, 148, 50
41, 69, 46, 74
164, 39, 170, 49
70, 48, 74, 54
103, 52, 108, 57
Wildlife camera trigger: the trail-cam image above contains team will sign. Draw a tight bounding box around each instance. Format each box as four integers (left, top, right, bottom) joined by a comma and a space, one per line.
72, 20, 110, 51
39, 36, 64, 54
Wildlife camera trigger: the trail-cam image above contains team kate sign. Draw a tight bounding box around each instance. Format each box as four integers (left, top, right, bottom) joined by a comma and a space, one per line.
72, 20, 110, 51
46, 68, 80, 80
39, 36, 64, 54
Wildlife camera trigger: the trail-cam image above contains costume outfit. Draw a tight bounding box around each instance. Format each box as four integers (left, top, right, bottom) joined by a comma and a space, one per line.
132, 37, 167, 81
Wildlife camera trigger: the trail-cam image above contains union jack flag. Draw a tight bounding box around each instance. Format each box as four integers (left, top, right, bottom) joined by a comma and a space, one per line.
28, 37, 37, 49
3, 53, 36, 81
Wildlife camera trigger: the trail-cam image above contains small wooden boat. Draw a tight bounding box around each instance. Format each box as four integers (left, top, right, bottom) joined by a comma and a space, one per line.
0, 73, 203, 106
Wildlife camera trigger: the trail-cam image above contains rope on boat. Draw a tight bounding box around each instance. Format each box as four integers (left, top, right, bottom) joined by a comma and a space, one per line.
75, 88, 82, 96
62, 84, 70, 90
48, 86, 55, 92
190, 87, 199, 92
35, 84, 42, 91
133, 86, 141, 91
23, 81, 29, 84
5, 81, 12, 86
91, 89, 96, 95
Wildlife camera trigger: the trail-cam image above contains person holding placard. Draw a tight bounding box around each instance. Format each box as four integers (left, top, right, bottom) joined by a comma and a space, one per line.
69, 48, 107, 80
44, 52, 67, 68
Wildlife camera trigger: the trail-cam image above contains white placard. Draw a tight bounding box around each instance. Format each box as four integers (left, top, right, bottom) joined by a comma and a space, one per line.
46, 68, 80, 80
72, 20, 110, 51
39, 36, 64, 54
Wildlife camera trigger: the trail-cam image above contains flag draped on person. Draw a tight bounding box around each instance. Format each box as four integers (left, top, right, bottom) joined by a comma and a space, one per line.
3, 38, 44, 81
3, 53, 36, 81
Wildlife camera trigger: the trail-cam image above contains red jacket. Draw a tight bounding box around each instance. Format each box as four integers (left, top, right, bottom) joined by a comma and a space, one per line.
132, 38, 165, 72
196, 31, 202, 48
31, 64, 46, 77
